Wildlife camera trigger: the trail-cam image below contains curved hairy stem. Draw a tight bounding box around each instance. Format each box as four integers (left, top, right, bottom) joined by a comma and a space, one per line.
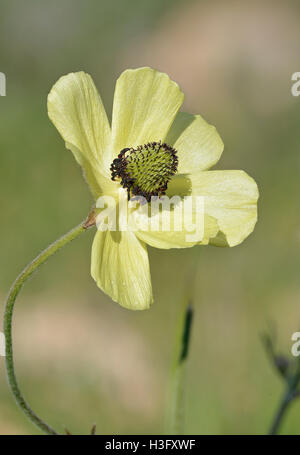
3, 210, 96, 435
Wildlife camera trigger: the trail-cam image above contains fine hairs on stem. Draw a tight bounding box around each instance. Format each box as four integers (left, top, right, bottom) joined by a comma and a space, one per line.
3, 209, 96, 435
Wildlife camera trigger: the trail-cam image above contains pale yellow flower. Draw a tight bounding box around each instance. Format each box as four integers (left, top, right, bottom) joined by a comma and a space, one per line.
48, 67, 258, 310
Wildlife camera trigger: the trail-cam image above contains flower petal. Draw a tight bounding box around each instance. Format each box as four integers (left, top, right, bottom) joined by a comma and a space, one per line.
48, 72, 112, 198
111, 67, 184, 154
165, 112, 224, 173
168, 170, 259, 247
91, 230, 153, 310
133, 199, 219, 249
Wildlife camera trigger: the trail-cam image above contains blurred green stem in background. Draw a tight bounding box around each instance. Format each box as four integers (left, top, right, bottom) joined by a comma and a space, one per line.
167, 301, 194, 434
263, 331, 300, 434
269, 362, 300, 435
3, 209, 96, 435
166, 255, 198, 434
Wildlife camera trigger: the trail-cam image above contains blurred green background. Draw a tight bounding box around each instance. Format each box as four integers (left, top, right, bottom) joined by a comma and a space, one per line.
1, 0, 300, 435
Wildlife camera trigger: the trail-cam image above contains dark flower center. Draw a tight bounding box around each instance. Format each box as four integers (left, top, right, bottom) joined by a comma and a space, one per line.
110, 141, 178, 202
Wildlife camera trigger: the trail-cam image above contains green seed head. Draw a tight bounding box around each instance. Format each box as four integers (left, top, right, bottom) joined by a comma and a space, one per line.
110, 141, 178, 201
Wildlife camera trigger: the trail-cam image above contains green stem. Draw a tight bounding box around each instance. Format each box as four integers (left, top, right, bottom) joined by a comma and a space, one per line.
3, 212, 95, 435
167, 302, 194, 434
268, 364, 300, 435
269, 389, 294, 435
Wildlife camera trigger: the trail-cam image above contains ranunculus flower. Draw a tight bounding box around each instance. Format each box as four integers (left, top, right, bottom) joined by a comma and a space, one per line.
48, 67, 258, 310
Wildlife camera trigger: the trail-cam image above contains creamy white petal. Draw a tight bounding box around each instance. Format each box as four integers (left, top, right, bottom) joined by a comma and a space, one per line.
48, 72, 113, 198
133, 197, 219, 249
91, 229, 153, 310
166, 112, 224, 173
111, 67, 184, 154
168, 170, 259, 247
